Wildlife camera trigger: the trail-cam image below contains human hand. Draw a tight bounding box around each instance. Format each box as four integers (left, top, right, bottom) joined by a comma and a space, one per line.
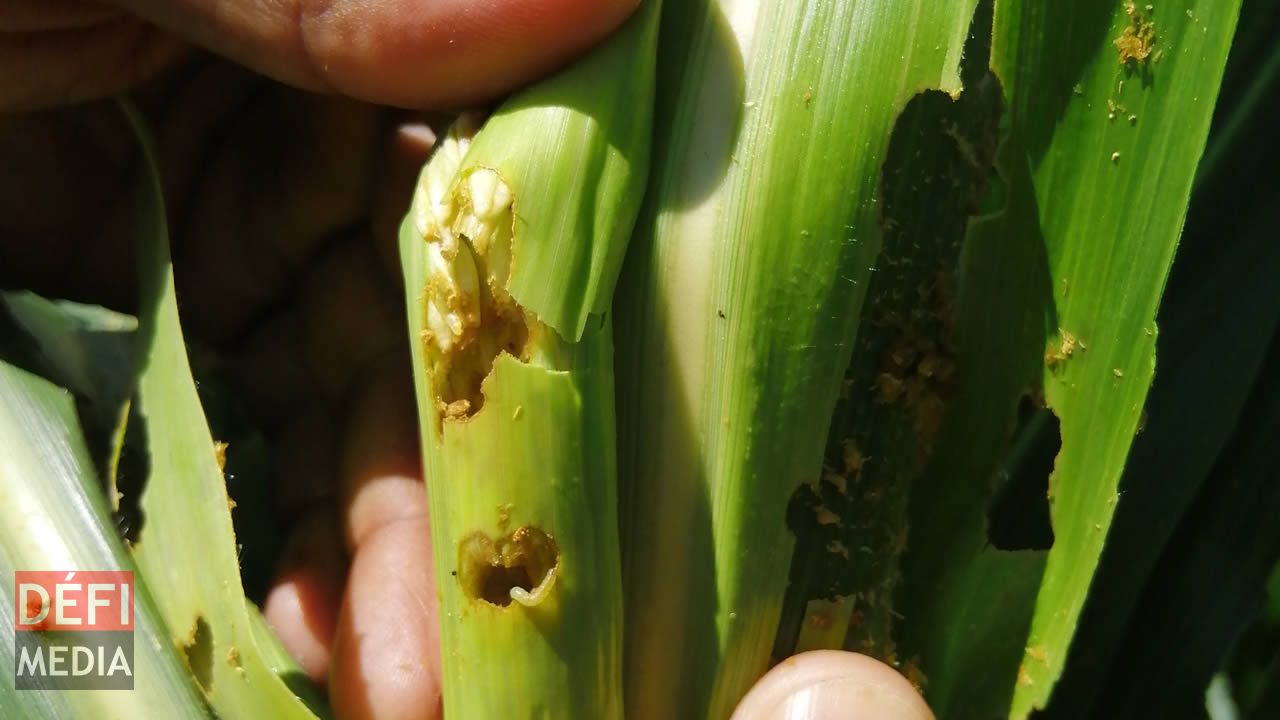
2, 0, 640, 109
1, 3, 934, 719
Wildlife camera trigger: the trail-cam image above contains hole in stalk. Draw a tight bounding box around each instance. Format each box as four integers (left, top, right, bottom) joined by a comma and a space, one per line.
457, 526, 559, 608
421, 167, 533, 424
481, 565, 535, 606
432, 295, 529, 422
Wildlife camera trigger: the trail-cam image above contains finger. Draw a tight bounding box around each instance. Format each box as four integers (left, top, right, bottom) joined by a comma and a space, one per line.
731, 651, 933, 720
330, 516, 442, 720
329, 346, 437, 718
271, 405, 340, 522
370, 122, 437, 283
0, 13, 184, 110
175, 92, 385, 345
262, 509, 347, 687
232, 304, 317, 430
111, 0, 642, 108
229, 235, 399, 427
0, 104, 143, 309
0, 0, 120, 32
296, 239, 405, 403
338, 351, 424, 553
139, 56, 264, 226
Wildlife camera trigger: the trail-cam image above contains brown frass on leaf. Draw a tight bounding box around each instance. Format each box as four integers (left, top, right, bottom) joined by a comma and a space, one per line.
1115, 2, 1158, 65
776, 65, 1004, 661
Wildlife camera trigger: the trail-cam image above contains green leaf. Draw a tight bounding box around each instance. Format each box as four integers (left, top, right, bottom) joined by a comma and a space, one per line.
615, 0, 978, 716
1046, 107, 1280, 716
895, 128, 1054, 719
119, 104, 327, 719
775, 8, 1008, 662
1090, 333, 1280, 717
0, 291, 137, 493
0, 360, 210, 719
0, 292, 136, 406
989, 0, 1243, 714
892, 1, 1243, 715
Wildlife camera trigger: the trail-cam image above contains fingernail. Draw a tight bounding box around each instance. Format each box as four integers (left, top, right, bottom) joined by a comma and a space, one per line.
397, 122, 437, 151
766, 675, 930, 720
732, 651, 932, 720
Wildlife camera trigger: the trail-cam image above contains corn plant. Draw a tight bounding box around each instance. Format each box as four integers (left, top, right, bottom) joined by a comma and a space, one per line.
3, 0, 1278, 718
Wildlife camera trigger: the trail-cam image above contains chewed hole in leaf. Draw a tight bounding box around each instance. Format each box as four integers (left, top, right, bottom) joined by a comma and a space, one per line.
112, 402, 150, 546
987, 394, 1059, 551
182, 615, 214, 693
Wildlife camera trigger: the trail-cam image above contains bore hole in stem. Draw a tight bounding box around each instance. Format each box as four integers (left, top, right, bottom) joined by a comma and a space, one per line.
457, 526, 559, 608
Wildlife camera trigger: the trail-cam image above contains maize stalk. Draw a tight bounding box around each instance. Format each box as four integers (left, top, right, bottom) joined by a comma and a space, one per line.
397, 2, 660, 717
614, 0, 978, 716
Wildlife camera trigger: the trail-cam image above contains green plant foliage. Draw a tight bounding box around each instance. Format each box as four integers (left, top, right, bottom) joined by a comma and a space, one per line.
993, 2, 1243, 714
0, 2, 1273, 719
1234, 562, 1280, 719
888, 0, 1243, 716
120, 105, 328, 720
0, 292, 136, 489
775, 9, 1007, 663
0, 292, 136, 415
0, 358, 209, 719
1092, 336, 1280, 717
1045, 12, 1280, 701
613, 0, 978, 715
893, 115, 1054, 720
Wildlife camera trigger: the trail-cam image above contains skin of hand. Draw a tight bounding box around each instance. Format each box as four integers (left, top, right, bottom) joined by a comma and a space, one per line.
1, 2, 934, 719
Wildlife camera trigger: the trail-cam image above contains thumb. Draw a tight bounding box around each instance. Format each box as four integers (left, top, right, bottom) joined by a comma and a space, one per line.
110, 0, 641, 108
732, 651, 933, 720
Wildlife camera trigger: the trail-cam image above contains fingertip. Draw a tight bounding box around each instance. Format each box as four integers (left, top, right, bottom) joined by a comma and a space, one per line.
297, 240, 404, 403
339, 351, 426, 551
262, 511, 346, 688
305, 0, 643, 107
0, 15, 186, 110
732, 651, 933, 720
330, 517, 443, 720
371, 121, 437, 280
130, 0, 642, 107
271, 405, 339, 522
